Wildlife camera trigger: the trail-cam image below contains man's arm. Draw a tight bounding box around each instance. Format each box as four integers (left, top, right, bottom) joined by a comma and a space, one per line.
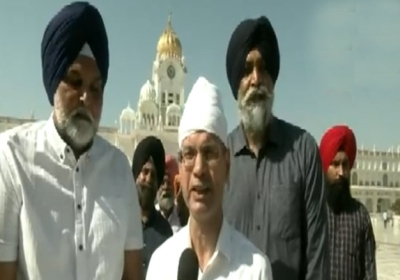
302, 135, 330, 280
0, 139, 21, 280
362, 216, 377, 280
121, 157, 144, 280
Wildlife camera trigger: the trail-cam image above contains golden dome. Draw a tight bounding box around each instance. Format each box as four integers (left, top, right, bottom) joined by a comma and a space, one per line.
156, 13, 182, 59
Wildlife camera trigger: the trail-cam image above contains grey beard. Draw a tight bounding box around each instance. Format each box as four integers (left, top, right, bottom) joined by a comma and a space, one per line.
57, 108, 97, 150
158, 197, 175, 211
238, 87, 274, 135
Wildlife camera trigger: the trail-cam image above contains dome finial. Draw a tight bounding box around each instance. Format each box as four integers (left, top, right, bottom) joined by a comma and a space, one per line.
156, 12, 182, 59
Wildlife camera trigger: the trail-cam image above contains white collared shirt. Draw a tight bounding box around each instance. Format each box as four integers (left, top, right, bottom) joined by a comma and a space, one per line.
146, 219, 273, 280
155, 203, 181, 234
0, 118, 143, 280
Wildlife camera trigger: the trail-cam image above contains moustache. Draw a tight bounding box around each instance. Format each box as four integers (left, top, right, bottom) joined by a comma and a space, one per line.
330, 177, 350, 189
242, 86, 270, 104
70, 108, 94, 123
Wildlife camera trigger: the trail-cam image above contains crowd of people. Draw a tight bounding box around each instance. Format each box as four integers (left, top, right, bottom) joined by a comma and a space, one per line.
0, 2, 378, 280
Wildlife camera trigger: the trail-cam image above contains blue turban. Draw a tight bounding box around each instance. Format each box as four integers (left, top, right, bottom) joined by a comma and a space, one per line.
226, 16, 280, 100
41, 1, 109, 105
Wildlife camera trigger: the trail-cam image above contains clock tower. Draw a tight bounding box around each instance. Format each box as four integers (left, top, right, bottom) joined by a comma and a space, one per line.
152, 13, 186, 128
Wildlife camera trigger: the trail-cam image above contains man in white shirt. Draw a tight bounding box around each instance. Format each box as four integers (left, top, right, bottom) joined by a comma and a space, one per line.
146, 77, 273, 280
0, 2, 143, 280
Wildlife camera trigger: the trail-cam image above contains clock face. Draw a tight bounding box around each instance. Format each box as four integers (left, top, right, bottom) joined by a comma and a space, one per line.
167, 65, 175, 79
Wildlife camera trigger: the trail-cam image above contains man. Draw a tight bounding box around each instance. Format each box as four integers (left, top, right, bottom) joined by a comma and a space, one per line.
132, 136, 173, 278
155, 155, 182, 233
223, 16, 329, 280
174, 174, 190, 227
146, 77, 273, 280
0, 2, 143, 280
320, 125, 377, 280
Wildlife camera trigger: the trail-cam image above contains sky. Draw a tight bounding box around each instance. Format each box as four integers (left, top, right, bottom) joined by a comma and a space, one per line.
0, 0, 399, 149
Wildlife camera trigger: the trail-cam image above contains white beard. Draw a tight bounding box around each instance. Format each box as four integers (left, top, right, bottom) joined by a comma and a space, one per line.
238, 86, 274, 134
54, 104, 98, 150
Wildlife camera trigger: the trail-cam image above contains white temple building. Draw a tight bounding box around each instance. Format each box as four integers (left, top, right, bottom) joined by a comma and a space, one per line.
118, 13, 186, 135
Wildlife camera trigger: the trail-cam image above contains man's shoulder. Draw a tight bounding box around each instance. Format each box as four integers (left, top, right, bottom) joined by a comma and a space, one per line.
0, 121, 47, 155
353, 199, 372, 222
274, 117, 317, 147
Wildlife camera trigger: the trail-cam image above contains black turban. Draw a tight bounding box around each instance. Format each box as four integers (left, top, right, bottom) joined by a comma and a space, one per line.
41, 1, 109, 105
132, 136, 166, 188
226, 16, 280, 100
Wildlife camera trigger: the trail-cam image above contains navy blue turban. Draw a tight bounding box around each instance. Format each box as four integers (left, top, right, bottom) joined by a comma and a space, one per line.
41, 1, 109, 105
226, 16, 280, 100
132, 136, 166, 188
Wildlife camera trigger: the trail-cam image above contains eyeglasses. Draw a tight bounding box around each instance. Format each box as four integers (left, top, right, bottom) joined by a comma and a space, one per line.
178, 145, 224, 170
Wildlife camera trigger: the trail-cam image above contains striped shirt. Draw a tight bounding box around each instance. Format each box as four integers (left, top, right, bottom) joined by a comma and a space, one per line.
328, 199, 377, 280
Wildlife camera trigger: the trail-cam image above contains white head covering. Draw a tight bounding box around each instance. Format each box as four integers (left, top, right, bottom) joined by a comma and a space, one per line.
79, 43, 94, 59
178, 77, 227, 148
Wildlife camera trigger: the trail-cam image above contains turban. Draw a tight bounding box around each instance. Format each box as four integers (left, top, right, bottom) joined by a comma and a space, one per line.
226, 16, 280, 99
41, 1, 109, 105
132, 136, 166, 188
319, 125, 357, 173
165, 155, 179, 189
178, 77, 227, 147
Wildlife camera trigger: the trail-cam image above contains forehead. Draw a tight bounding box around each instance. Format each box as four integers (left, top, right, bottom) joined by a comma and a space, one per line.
68, 55, 101, 77
142, 157, 155, 169
246, 49, 263, 63
333, 151, 349, 162
181, 131, 222, 148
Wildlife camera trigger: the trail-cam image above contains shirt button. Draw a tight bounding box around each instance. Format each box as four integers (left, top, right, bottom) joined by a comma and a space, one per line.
76, 167, 80, 172
142, 263, 146, 267
257, 225, 261, 231
60, 154, 64, 159
257, 193, 261, 199
77, 204, 82, 210
78, 244, 83, 251
66, 148, 70, 153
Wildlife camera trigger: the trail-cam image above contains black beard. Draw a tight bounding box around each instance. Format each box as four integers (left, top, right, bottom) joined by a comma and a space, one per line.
326, 178, 352, 213
137, 183, 157, 211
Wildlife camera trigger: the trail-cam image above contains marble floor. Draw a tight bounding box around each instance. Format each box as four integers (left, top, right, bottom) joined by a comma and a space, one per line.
373, 222, 400, 279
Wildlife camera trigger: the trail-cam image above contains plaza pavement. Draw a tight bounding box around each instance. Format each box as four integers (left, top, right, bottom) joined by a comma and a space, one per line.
373, 221, 400, 279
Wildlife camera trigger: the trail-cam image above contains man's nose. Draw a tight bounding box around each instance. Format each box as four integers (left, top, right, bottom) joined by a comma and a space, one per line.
250, 68, 262, 87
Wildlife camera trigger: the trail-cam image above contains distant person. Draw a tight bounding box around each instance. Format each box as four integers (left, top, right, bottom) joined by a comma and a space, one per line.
132, 136, 173, 278
382, 211, 388, 228
223, 16, 329, 280
155, 154, 181, 233
320, 125, 377, 280
146, 77, 272, 280
0, 2, 143, 280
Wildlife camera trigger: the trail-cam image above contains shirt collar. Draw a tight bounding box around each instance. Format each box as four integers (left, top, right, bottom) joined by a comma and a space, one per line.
182, 218, 232, 263
45, 114, 100, 162
231, 116, 282, 155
